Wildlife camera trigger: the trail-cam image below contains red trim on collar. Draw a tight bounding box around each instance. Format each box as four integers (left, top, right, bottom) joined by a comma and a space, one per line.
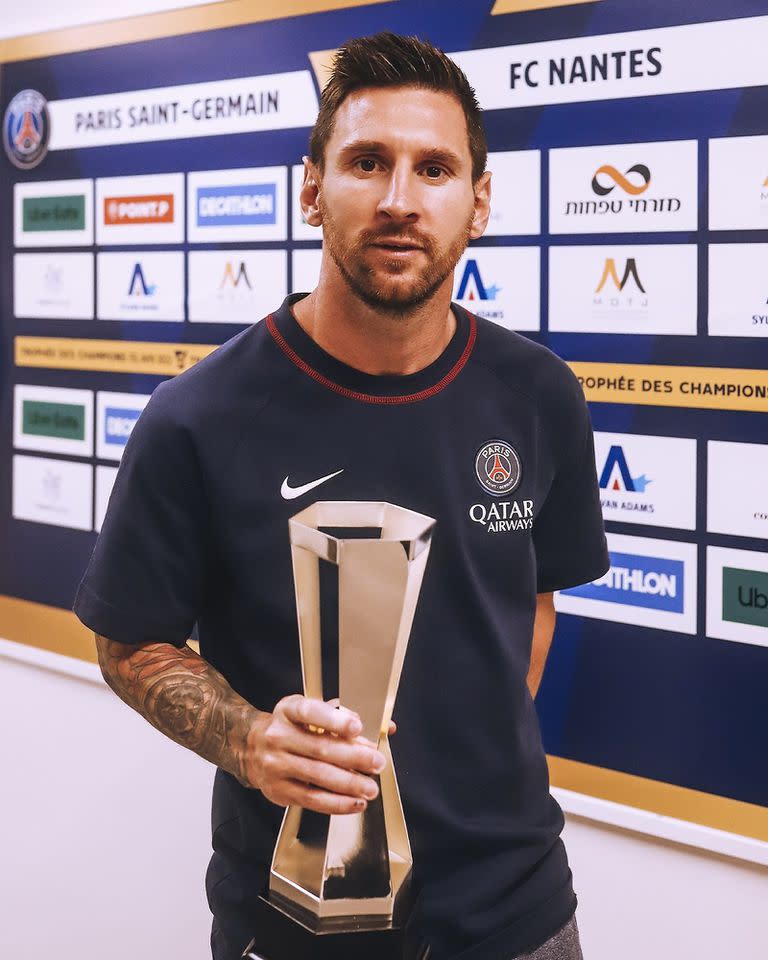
266, 312, 477, 405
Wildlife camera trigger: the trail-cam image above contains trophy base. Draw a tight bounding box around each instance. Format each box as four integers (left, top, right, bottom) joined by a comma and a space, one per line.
241, 892, 410, 960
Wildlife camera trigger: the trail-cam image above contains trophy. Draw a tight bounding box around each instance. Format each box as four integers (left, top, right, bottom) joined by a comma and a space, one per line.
243, 501, 436, 960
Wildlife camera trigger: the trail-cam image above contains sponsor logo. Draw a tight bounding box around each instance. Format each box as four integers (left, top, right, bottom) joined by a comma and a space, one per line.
761, 175, 768, 206
474, 440, 522, 497
127, 263, 157, 298
104, 193, 174, 225
565, 161, 680, 217
219, 260, 252, 290
22, 400, 85, 441
22, 195, 86, 232
595, 257, 645, 293
104, 407, 141, 447
564, 551, 684, 613
593, 257, 649, 321
196, 183, 277, 226
280, 469, 344, 500
722, 567, 768, 630
469, 498, 534, 533
456, 259, 502, 303
3, 89, 50, 169
591, 164, 651, 197
599, 445, 652, 494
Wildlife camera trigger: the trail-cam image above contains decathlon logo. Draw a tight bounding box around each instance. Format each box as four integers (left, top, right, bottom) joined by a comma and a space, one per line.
127, 263, 157, 297
474, 440, 521, 496
564, 551, 684, 613
196, 183, 276, 226
456, 259, 501, 302
599, 445, 652, 493
595, 258, 646, 293
104, 407, 141, 446
591, 163, 651, 197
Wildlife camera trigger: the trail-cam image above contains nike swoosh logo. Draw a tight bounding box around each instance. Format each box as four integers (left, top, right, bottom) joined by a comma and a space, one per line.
280, 469, 344, 500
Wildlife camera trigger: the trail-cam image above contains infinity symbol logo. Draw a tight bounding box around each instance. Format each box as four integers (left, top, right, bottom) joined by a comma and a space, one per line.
591, 163, 651, 197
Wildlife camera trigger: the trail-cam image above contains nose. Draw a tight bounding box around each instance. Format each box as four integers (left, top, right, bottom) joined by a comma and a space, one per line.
377, 162, 418, 222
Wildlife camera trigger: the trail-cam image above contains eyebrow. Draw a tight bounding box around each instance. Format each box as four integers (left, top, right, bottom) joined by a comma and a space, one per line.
337, 139, 465, 170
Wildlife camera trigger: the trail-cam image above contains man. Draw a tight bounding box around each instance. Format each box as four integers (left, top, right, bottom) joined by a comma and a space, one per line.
74, 32, 608, 960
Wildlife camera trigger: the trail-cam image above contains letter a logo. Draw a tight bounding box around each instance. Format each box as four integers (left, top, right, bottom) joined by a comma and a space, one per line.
128, 263, 155, 296
456, 260, 501, 301
599, 445, 652, 493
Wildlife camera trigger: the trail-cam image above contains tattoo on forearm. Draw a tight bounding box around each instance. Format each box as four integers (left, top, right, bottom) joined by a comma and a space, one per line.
97, 638, 256, 785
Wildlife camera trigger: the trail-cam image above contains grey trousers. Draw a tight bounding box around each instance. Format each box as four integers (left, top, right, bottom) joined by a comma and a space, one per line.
514, 915, 583, 960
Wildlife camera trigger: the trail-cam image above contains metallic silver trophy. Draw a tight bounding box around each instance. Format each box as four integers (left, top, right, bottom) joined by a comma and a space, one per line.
244, 501, 435, 960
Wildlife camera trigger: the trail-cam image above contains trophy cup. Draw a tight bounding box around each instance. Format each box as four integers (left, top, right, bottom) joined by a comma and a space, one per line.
243, 501, 436, 960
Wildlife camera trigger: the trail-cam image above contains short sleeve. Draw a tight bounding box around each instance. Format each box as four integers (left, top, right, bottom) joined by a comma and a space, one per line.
533, 375, 609, 594
73, 382, 210, 647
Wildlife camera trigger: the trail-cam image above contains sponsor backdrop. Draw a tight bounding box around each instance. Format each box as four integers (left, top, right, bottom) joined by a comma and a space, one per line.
1, 0, 767, 845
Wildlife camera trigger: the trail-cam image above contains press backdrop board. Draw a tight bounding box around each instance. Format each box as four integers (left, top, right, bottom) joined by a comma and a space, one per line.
1, 0, 766, 851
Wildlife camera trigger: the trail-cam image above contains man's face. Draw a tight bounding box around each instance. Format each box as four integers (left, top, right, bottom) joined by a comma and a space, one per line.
305, 85, 490, 313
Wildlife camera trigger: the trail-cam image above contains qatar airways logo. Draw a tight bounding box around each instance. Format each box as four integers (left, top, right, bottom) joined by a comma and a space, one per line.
469, 498, 534, 533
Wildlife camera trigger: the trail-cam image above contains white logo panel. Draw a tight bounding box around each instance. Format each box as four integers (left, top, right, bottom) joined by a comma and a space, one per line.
708, 243, 768, 338
484, 151, 541, 236
96, 391, 151, 461
292, 248, 322, 293
549, 140, 698, 234
14, 253, 94, 320
452, 247, 540, 331
706, 545, 768, 649
96, 172, 184, 244
709, 135, 768, 231
13, 455, 93, 531
14, 384, 94, 457
97, 252, 185, 321
188, 250, 287, 324
555, 532, 697, 635
549, 244, 697, 334
14, 178, 93, 247
187, 166, 287, 242
292, 163, 322, 241
707, 440, 768, 540
594, 432, 696, 530
95, 465, 119, 532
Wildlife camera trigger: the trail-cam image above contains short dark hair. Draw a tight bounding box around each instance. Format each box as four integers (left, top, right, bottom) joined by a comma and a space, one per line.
309, 32, 487, 183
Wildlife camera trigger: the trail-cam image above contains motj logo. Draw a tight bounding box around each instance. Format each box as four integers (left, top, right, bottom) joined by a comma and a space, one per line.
105, 194, 174, 225
196, 184, 276, 227
219, 260, 252, 290
563, 551, 684, 613
595, 258, 645, 293
599, 445, 652, 493
722, 567, 768, 630
104, 407, 141, 447
456, 259, 501, 302
591, 164, 651, 197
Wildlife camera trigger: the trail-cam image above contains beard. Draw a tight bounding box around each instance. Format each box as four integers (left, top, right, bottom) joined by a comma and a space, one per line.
319, 198, 473, 315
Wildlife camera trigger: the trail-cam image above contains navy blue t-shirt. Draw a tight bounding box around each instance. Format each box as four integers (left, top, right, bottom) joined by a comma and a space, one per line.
74, 294, 608, 960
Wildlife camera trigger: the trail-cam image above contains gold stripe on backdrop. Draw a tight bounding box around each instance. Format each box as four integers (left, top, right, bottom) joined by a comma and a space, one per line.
0, 0, 392, 64
1, 593, 765, 842
492, 0, 603, 13
549, 756, 768, 843
0, 595, 97, 663
15, 336, 218, 376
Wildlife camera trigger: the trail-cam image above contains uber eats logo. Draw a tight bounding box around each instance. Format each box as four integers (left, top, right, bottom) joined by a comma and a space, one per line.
23, 194, 85, 232
22, 400, 85, 440
722, 567, 768, 629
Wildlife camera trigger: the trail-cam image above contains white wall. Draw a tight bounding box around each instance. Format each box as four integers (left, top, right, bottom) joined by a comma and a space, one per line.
1, 642, 765, 960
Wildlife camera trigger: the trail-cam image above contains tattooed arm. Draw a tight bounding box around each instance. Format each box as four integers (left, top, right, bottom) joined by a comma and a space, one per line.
95, 635, 385, 814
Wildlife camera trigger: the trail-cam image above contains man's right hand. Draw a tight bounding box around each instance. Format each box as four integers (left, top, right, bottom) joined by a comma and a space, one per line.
245, 695, 387, 815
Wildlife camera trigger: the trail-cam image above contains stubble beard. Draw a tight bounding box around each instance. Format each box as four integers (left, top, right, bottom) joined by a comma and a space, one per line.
319, 199, 474, 316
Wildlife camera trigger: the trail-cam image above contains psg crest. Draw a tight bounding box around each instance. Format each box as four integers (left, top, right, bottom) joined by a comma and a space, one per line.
3, 89, 50, 170
475, 439, 522, 497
